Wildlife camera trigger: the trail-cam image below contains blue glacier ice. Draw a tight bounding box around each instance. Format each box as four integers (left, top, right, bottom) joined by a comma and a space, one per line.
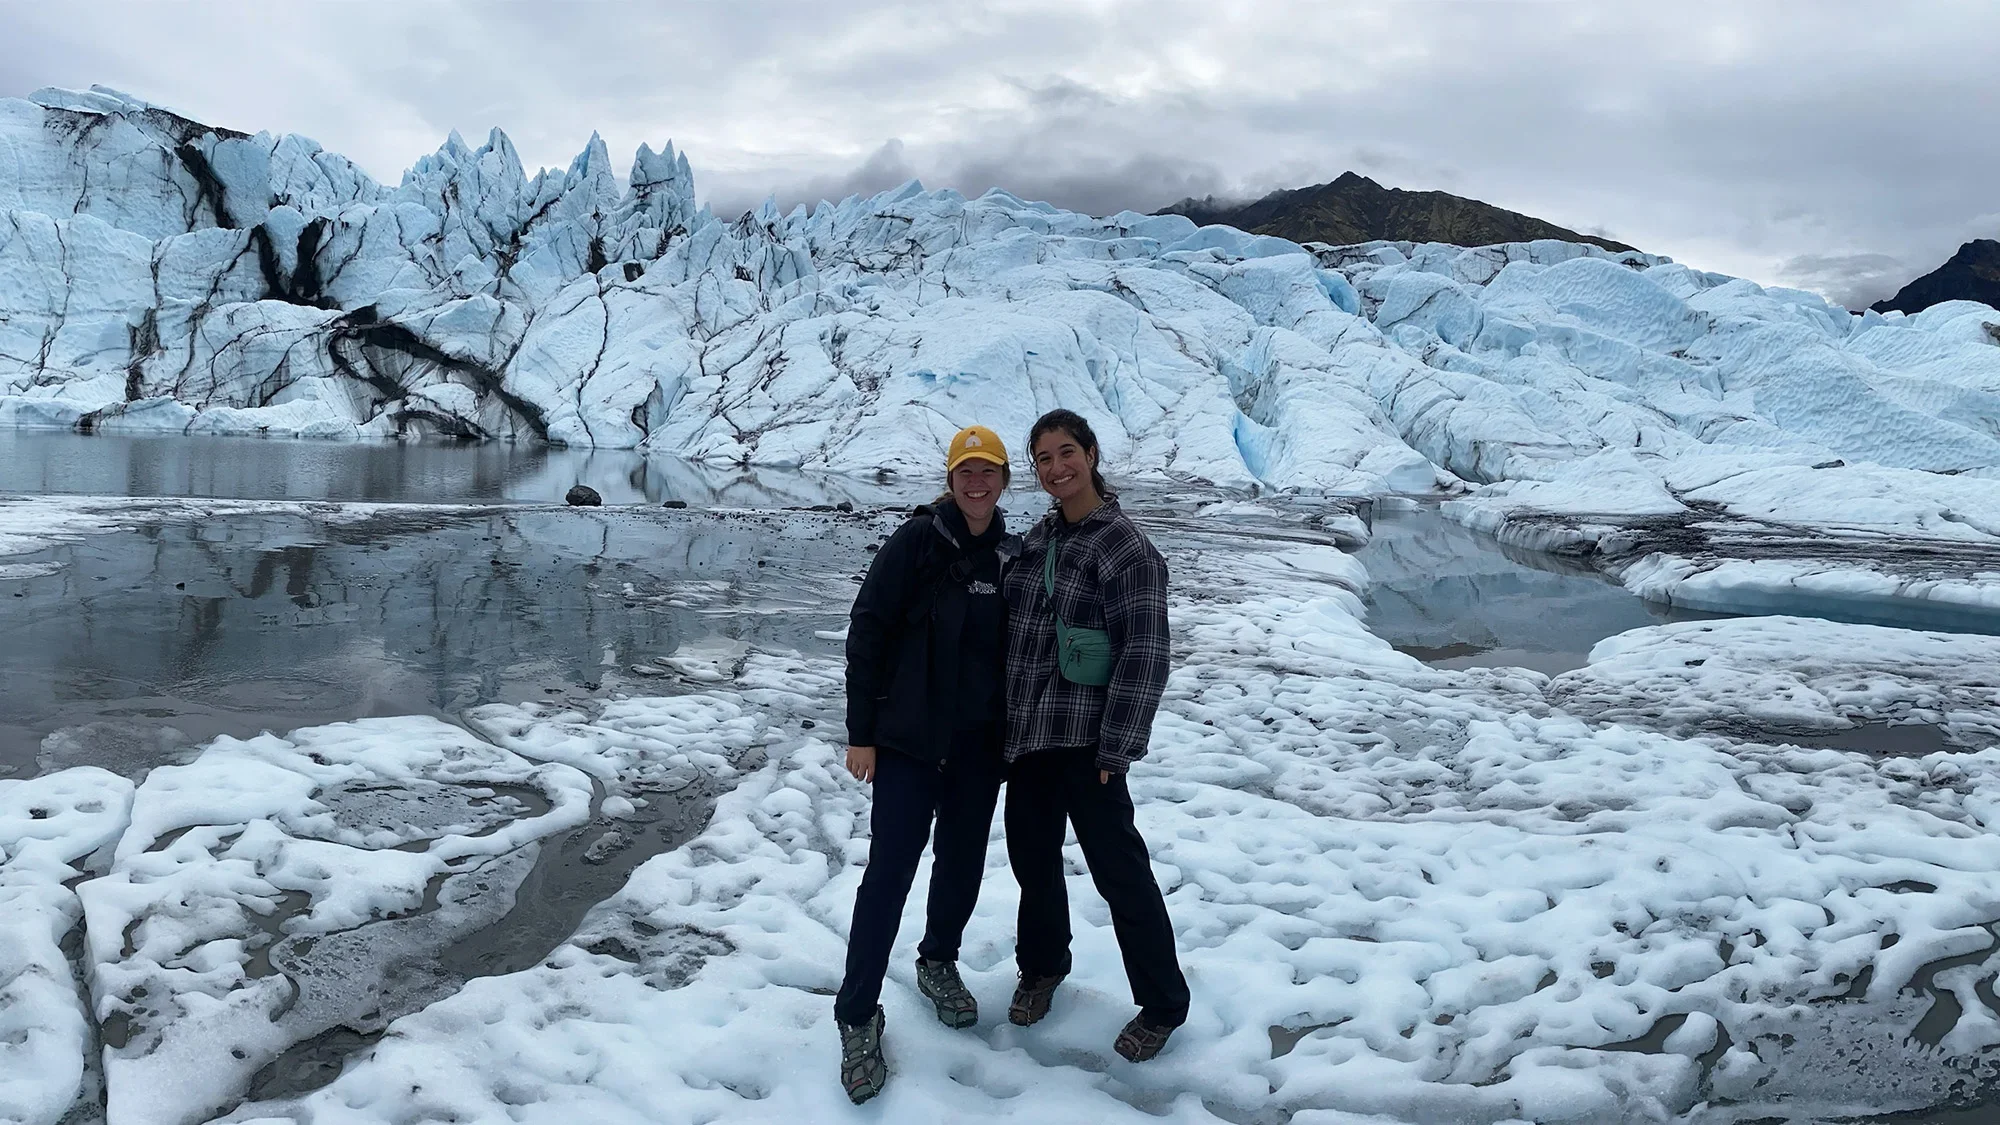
5, 86, 1998, 513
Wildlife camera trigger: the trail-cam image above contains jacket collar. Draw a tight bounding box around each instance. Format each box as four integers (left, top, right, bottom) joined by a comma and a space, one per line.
927, 498, 1011, 552
1042, 495, 1120, 539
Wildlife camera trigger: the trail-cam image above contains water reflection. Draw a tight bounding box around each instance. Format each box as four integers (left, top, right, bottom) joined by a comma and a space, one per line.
0, 503, 881, 776
1355, 504, 1718, 674
0, 430, 912, 508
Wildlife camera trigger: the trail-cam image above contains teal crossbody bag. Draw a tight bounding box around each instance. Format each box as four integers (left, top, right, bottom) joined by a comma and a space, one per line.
1042, 536, 1115, 687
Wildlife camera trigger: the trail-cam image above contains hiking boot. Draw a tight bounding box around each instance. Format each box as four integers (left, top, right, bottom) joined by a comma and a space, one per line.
838, 1006, 887, 1105
1113, 1013, 1176, 1061
915, 958, 978, 1028
1008, 972, 1064, 1026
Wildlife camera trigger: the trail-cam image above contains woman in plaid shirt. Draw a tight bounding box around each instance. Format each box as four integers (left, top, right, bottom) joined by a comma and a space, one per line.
1000, 408, 1191, 1062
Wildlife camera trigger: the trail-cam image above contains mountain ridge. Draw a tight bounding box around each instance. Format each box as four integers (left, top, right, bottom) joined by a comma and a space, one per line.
1157, 171, 1635, 253
1871, 238, 2000, 316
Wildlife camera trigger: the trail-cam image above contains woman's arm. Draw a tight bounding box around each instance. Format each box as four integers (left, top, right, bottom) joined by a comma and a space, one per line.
844, 519, 923, 750
1096, 536, 1172, 774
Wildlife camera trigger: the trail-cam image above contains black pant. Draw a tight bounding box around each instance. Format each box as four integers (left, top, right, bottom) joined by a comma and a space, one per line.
1007, 747, 1190, 1027
834, 727, 1005, 1026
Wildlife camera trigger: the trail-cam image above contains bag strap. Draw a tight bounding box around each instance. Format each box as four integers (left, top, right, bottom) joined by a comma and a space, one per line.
1042, 531, 1078, 639
901, 525, 955, 626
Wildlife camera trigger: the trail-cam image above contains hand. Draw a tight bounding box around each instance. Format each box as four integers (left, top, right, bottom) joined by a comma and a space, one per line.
1100, 769, 1112, 784
847, 745, 877, 783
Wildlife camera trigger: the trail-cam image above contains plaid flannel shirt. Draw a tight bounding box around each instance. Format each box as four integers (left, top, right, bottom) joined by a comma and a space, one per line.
1001, 497, 1172, 773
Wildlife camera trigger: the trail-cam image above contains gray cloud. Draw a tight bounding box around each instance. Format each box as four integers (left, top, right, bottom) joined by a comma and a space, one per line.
1777, 253, 1913, 309
2, 0, 1994, 306
945, 151, 1230, 220
707, 140, 1230, 221
717, 139, 921, 218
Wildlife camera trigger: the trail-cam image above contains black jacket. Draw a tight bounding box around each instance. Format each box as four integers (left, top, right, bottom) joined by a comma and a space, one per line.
845, 500, 1020, 764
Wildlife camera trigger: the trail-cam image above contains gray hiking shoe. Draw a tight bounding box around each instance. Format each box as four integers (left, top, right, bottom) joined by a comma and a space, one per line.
1008, 971, 1064, 1026
838, 1006, 887, 1104
915, 958, 977, 1028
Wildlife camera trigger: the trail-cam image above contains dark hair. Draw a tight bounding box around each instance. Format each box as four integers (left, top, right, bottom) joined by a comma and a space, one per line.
1026, 409, 1111, 500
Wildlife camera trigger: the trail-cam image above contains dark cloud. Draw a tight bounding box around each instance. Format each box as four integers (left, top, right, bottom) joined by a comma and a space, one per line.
715, 141, 1230, 220
940, 151, 1229, 218
1778, 253, 1915, 310
710, 139, 920, 218
3, 0, 1994, 304
1007, 76, 1120, 114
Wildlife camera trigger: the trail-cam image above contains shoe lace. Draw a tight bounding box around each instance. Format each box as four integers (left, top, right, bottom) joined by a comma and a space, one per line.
841, 1018, 879, 1063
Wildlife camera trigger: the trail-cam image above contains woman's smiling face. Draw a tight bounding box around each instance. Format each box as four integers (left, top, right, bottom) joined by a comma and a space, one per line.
950, 459, 1005, 522
1032, 428, 1095, 504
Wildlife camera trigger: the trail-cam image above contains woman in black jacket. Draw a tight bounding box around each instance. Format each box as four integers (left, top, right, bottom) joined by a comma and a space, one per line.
834, 424, 1020, 1105
1001, 408, 1190, 1062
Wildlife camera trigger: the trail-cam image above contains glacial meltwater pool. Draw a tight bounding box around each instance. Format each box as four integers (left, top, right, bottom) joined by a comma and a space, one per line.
0, 499, 877, 777
0, 433, 1721, 778
0, 430, 908, 776
1353, 500, 1723, 674
0, 428, 911, 507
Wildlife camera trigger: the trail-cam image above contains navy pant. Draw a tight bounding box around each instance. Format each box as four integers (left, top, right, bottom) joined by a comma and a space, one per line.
834, 727, 1005, 1026
1007, 747, 1190, 1027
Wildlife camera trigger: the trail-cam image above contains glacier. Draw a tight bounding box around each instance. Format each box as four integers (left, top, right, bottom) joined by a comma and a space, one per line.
9, 84, 2000, 1125
6, 86, 1999, 511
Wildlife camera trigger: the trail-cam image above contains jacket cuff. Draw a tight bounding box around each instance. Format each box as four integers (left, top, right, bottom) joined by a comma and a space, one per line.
846, 706, 876, 747
1095, 747, 1135, 774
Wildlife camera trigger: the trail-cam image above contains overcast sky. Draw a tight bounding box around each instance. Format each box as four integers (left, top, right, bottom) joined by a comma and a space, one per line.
3, 0, 1993, 307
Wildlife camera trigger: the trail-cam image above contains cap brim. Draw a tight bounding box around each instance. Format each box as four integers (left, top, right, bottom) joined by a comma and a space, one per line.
948, 450, 1008, 471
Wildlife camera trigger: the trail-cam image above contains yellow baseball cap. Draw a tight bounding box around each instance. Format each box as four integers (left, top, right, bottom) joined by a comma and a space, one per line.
946, 425, 1009, 472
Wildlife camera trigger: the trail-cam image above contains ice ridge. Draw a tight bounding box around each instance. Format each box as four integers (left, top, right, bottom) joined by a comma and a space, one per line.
1, 86, 1998, 500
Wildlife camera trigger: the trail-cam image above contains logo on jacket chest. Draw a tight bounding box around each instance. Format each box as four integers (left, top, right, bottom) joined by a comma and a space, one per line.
967, 578, 998, 596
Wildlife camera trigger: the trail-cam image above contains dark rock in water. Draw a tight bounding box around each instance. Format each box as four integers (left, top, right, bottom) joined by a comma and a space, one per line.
565, 485, 602, 507
1872, 239, 2000, 316
662, 499, 688, 509
1156, 171, 1636, 253
835, 501, 854, 513
810, 504, 835, 512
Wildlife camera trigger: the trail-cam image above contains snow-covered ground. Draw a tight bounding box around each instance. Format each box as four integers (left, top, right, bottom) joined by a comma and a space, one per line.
5, 496, 2000, 1124
1442, 450, 2000, 626
7, 81, 2000, 1123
